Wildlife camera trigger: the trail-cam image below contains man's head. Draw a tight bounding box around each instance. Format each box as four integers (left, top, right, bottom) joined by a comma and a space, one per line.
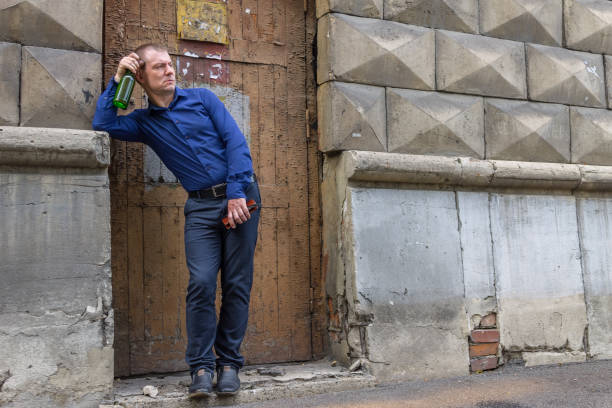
134, 43, 175, 96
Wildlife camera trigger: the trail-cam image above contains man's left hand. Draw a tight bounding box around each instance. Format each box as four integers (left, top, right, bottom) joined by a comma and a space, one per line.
226, 198, 251, 229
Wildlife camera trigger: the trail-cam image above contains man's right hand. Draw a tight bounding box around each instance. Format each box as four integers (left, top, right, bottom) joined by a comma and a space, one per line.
114, 53, 143, 83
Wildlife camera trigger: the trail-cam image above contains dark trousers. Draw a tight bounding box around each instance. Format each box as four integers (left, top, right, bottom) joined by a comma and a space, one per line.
183, 181, 260, 375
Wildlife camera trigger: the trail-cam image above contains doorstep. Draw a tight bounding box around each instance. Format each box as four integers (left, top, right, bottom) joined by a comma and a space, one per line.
100, 359, 376, 407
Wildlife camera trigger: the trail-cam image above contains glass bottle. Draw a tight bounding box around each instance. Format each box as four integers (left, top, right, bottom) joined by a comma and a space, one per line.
113, 71, 135, 110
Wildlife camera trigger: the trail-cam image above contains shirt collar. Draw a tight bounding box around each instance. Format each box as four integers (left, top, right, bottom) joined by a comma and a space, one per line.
147, 86, 186, 114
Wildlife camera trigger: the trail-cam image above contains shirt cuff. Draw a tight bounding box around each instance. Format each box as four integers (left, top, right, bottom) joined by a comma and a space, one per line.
226, 182, 246, 199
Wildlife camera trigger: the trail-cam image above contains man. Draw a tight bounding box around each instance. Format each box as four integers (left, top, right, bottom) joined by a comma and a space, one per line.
93, 43, 260, 398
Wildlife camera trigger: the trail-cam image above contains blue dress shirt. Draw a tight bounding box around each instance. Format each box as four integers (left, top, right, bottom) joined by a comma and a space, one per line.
92, 79, 254, 199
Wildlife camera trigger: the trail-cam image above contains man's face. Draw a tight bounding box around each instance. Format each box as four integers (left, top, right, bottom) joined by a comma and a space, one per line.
139, 49, 175, 94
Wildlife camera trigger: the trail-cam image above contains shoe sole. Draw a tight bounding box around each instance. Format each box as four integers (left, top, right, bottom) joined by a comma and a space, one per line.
189, 390, 213, 399
216, 390, 239, 396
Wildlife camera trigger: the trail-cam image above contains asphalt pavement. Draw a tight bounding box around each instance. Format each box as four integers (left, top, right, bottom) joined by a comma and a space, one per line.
233, 360, 612, 408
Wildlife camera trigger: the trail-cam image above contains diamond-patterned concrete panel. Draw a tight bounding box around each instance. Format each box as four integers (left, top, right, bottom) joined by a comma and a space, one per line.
565, 0, 612, 54
317, 13, 435, 89
571, 106, 612, 165
384, 0, 478, 34
480, 0, 562, 46
436, 30, 526, 99
20, 46, 101, 129
605, 55, 612, 109
318, 81, 386, 152
0, 0, 102, 52
387, 88, 484, 158
527, 44, 605, 108
485, 98, 570, 163
0, 42, 20, 126
317, 0, 383, 19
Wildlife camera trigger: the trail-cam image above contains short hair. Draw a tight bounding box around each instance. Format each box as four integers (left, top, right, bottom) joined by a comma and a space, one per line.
134, 43, 168, 67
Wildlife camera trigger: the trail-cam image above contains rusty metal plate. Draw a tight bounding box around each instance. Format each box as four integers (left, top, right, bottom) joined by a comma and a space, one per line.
177, 0, 229, 44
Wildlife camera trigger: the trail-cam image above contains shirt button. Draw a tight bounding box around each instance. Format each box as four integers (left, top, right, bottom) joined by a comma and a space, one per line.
186, 135, 189, 139
175, 120, 179, 124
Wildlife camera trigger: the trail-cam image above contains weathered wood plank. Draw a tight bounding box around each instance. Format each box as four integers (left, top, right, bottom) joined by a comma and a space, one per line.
286, 0, 312, 361
143, 207, 164, 342
274, 66, 288, 186
258, 64, 276, 185
242, 0, 258, 42
127, 206, 144, 346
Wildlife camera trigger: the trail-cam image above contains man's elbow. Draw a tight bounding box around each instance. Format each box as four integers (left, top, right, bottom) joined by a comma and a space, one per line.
92, 117, 109, 132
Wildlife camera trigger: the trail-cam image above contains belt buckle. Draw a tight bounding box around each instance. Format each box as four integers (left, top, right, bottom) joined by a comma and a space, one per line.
211, 183, 224, 198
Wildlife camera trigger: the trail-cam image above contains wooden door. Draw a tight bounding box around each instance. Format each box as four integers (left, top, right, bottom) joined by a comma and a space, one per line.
104, 0, 325, 376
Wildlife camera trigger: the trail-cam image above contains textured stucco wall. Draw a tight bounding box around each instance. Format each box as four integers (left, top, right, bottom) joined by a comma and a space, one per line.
0, 127, 112, 407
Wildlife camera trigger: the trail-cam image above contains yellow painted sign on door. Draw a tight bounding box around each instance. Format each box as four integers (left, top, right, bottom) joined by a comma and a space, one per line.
177, 0, 229, 45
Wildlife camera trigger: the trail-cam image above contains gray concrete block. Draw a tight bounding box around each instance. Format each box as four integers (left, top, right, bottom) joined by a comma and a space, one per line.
527, 44, 605, 108
384, 0, 478, 34
456, 192, 496, 325
350, 187, 468, 381
387, 88, 484, 158
484, 98, 570, 163
436, 30, 526, 99
316, 0, 383, 18
570, 106, 612, 165
605, 55, 612, 109
480, 0, 562, 46
318, 81, 386, 152
0, 127, 112, 405
20, 46, 101, 129
490, 194, 587, 352
565, 0, 612, 55
0, 126, 110, 168
0, 0, 102, 53
317, 13, 435, 89
577, 197, 612, 359
0, 41, 19, 126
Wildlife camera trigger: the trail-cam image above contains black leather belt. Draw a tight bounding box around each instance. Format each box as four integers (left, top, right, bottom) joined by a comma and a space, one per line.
188, 174, 256, 200
188, 183, 227, 199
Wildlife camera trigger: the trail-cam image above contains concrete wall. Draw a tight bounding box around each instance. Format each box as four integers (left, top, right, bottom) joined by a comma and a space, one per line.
317, 0, 612, 380
0, 127, 112, 407
322, 151, 612, 381
0, 0, 103, 129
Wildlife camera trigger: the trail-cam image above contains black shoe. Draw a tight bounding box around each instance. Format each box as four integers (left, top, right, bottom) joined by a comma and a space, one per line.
189, 368, 214, 398
216, 365, 240, 396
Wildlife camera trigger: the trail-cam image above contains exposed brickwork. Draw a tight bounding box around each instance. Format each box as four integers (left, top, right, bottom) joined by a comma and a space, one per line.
470, 356, 499, 372
471, 329, 500, 343
470, 343, 499, 358
480, 313, 497, 328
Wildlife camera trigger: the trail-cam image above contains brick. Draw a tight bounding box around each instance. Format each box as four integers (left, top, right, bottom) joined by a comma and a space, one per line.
20, 46, 101, 129
384, 0, 478, 34
469, 343, 499, 358
436, 30, 526, 99
480, 0, 562, 46
484, 98, 570, 163
387, 88, 484, 158
570, 106, 612, 165
0, 0, 102, 53
526, 44, 605, 108
470, 356, 498, 372
318, 81, 386, 152
0, 42, 20, 126
480, 313, 497, 328
470, 329, 500, 343
565, 0, 612, 55
317, 13, 435, 89
317, 0, 383, 19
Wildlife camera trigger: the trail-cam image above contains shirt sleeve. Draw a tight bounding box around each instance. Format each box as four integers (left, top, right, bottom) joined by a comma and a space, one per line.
201, 89, 254, 200
92, 78, 145, 142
